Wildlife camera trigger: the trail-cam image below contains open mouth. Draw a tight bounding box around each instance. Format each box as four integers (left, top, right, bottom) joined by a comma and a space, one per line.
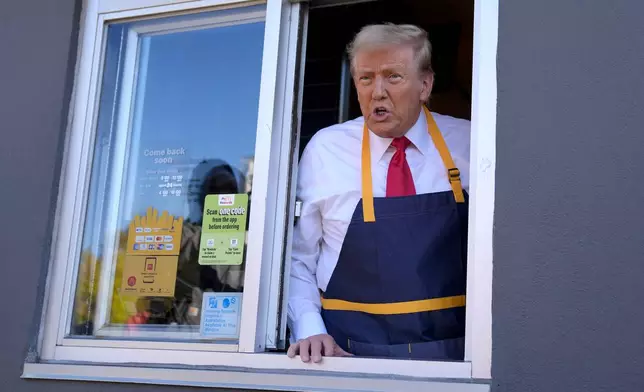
372, 107, 390, 121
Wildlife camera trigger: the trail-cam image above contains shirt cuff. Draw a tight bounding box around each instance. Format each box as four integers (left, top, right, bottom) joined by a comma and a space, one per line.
292, 311, 327, 341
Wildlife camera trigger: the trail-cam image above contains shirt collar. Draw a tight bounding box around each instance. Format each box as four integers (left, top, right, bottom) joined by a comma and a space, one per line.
368, 108, 428, 162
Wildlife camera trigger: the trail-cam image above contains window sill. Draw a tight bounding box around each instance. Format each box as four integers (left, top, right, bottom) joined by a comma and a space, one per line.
40, 346, 473, 379
23, 361, 491, 392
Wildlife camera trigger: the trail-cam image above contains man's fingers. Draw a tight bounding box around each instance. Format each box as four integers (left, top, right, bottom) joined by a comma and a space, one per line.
310, 339, 323, 363
287, 335, 351, 362
321, 336, 335, 357
299, 339, 311, 363
286, 341, 299, 358
335, 343, 353, 357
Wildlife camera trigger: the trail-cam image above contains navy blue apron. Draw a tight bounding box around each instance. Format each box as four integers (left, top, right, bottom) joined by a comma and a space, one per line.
320, 107, 468, 361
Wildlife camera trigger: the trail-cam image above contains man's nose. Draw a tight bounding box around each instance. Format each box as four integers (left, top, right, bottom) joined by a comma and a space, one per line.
372, 76, 386, 100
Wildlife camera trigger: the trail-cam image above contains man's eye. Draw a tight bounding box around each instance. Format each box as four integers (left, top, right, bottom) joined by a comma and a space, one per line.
359, 76, 371, 82
389, 74, 402, 80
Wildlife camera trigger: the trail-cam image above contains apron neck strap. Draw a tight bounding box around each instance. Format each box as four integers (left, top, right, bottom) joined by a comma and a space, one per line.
361, 106, 465, 223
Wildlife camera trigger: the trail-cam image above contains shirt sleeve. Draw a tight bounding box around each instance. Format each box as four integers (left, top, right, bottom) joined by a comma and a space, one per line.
287, 140, 328, 342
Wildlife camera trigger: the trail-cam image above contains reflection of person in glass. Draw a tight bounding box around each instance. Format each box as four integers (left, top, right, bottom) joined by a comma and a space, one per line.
177, 159, 248, 325
287, 24, 470, 362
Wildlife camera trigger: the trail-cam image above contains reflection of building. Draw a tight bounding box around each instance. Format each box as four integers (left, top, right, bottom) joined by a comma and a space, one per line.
241, 156, 254, 193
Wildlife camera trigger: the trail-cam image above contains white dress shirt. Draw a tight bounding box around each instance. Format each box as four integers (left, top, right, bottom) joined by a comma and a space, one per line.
288, 109, 471, 342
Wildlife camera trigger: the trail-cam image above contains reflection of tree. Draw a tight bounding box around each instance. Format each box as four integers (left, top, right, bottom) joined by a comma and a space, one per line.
72, 229, 135, 333
72, 251, 101, 334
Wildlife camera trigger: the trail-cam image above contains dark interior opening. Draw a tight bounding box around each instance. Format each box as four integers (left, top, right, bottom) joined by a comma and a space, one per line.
299, 0, 474, 156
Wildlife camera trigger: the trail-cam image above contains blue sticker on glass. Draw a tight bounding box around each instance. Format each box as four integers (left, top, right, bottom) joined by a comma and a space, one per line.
199, 292, 242, 339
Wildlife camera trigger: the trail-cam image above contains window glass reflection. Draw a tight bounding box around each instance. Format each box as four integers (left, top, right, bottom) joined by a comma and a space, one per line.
71, 9, 265, 340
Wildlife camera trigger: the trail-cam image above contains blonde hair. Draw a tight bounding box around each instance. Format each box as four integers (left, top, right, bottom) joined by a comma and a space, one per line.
347, 23, 433, 75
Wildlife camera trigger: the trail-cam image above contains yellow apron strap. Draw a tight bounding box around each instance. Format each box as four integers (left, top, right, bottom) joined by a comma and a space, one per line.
361, 107, 465, 223
361, 123, 376, 222
321, 294, 466, 315
423, 106, 465, 203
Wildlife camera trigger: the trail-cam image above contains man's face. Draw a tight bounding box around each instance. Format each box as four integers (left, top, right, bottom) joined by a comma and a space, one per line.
352, 44, 433, 138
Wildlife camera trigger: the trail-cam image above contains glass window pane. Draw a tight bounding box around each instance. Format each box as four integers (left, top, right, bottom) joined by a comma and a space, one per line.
70, 6, 265, 341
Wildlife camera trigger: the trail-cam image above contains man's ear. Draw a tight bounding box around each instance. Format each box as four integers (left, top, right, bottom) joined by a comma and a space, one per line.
420, 72, 434, 102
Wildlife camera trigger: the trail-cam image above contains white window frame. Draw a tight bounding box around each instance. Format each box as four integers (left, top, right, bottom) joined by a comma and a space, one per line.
26, 0, 498, 390
39, 0, 282, 356
89, 4, 269, 348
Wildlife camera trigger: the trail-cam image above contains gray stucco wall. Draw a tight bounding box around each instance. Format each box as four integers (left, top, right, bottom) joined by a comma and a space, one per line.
2, 0, 643, 392
493, 0, 644, 391
1, 0, 80, 387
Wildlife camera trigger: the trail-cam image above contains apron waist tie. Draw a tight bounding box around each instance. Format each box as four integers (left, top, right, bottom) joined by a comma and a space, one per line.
320, 294, 465, 315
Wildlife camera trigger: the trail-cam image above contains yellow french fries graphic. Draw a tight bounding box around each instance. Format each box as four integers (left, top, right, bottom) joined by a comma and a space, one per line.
129, 207, 183, 231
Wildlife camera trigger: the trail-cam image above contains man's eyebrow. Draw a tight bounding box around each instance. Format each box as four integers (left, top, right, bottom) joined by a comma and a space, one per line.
354, 70, 374, 77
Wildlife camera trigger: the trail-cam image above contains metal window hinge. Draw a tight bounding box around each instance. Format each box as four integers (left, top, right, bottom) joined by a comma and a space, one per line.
294, 200, 302, 218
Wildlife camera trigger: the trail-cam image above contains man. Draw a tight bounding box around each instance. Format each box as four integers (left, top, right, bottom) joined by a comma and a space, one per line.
287, 23, 470, 363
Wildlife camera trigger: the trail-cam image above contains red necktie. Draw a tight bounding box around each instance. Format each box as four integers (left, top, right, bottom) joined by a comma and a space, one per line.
386, 137, 416, 197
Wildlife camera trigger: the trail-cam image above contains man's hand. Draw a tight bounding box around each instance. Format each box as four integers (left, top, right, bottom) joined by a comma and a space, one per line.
287, 333, 352, 363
